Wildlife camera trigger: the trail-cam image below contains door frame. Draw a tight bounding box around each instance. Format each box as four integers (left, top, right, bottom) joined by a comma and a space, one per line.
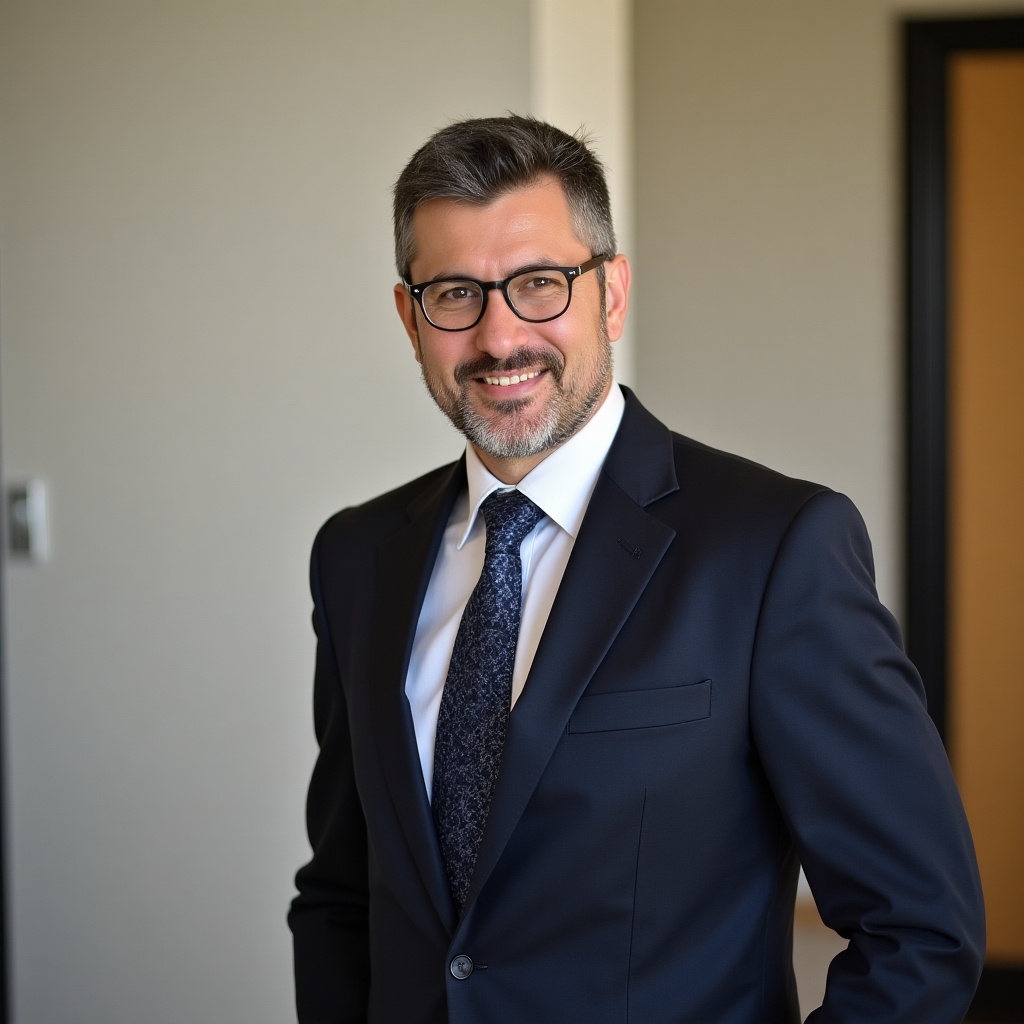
904, 14, 1024, 1018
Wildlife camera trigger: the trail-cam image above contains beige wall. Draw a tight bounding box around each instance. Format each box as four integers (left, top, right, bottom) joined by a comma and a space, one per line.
0, 3, 534, 1022
635, 0, 1024, 615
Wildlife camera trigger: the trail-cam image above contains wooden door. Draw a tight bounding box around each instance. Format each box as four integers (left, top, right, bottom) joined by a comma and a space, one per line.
948, 48, 1024, 968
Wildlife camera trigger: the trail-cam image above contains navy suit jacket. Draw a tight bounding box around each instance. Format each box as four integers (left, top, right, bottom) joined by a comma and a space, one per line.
289, 388, 984, 1023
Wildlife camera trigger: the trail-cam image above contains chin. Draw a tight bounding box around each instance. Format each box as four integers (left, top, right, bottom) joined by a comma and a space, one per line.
469, 411, 560, 461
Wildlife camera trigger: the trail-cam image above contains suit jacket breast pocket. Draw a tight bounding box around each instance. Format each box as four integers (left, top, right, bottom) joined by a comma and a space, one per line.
568, 679, 712, 734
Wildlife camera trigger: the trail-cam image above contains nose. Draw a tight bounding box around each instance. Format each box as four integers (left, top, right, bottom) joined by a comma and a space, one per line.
472, 285, 529, 357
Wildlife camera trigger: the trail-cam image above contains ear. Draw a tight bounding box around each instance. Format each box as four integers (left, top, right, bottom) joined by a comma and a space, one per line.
394, 283, 422, 363
602, 254, 631, 343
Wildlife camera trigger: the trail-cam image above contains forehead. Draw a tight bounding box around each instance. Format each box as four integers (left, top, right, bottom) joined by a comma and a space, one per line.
408, 176, 583, 278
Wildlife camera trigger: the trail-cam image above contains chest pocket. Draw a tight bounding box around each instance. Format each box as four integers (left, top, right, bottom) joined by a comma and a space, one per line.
568, 678, 712, 734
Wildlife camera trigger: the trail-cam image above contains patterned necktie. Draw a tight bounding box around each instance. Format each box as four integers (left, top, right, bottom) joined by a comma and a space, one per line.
432, 488, 546, 913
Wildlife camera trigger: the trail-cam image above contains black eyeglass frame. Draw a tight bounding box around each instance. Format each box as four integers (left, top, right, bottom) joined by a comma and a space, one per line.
404, 253, 610, 332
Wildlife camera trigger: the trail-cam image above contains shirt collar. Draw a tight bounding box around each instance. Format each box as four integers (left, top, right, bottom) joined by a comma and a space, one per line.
457, 382, 626, 548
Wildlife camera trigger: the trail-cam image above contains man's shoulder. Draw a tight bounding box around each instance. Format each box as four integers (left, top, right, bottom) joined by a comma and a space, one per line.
614, 387, 831, 515
670, 430, 826, 502
603, 390, 861, 548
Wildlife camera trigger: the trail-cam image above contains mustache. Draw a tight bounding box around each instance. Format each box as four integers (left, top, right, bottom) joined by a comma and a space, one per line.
455, 348, 564, 385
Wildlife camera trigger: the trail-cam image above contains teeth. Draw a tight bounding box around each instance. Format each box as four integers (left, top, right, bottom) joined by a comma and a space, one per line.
483, 370, 541, 386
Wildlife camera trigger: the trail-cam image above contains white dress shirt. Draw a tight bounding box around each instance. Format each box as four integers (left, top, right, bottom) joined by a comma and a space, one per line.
405, 383, 626, 797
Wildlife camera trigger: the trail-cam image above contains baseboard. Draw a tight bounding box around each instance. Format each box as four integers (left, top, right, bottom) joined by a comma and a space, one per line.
970, 964, 1024, 1021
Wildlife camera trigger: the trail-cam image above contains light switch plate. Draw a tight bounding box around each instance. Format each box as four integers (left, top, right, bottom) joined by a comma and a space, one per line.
6, 479, 49, 562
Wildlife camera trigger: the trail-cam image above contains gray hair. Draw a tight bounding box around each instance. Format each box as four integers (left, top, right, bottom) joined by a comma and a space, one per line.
392, 114, 616, 281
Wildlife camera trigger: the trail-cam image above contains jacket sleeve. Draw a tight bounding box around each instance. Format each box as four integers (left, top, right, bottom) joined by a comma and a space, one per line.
288, 526, 370, 1024
749, 490, 985, 1023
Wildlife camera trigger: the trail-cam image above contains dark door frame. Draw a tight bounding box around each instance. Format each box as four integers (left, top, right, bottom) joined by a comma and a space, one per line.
904, 13, 1024, 737
0, 305, 9, 1022
904, 14, 1024, 1020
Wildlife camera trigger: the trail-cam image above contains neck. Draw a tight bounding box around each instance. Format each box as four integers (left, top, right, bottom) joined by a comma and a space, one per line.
471, 447, 554, 486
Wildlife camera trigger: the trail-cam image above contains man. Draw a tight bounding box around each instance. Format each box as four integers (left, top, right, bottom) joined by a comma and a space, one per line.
289, 116, 984, 1023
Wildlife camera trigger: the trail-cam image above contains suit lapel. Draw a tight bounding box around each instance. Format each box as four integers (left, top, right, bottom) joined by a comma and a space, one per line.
465, 391, 679, 912
370, 460, 465, 931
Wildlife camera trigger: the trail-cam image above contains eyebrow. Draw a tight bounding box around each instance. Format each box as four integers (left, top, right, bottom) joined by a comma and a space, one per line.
418, 257, 573, 285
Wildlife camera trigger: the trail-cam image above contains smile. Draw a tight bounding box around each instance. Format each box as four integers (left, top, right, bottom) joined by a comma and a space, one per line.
481, 370, 542, 387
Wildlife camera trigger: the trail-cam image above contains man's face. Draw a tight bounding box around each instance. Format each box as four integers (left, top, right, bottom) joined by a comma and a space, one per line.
394, 176, 630, 481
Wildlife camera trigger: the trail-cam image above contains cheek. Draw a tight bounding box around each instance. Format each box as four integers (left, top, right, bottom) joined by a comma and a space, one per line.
536, 317, 579, 355
418, 340, 459, 381
544, 316, 600, 365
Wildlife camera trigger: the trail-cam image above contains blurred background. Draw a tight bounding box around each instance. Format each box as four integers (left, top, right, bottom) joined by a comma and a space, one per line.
1, 1, 1021, 1021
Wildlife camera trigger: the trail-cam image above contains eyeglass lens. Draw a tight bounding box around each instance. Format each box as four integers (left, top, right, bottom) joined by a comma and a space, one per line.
421, 269, 571, 329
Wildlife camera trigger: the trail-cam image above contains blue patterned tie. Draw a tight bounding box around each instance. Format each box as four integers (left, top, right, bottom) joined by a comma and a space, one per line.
432, 488, 546, 912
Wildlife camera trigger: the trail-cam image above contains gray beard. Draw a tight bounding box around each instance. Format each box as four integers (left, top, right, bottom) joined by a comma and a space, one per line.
422, 341, 612, 461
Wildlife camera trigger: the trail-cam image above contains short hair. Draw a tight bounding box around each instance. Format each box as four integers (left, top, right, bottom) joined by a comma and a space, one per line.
392, 114, 616, 281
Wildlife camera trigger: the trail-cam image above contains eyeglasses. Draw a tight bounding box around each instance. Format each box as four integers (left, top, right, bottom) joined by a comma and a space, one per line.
405, 254, 609, 332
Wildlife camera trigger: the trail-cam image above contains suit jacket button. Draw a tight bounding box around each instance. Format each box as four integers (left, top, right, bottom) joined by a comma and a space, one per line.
450, 955, 474, 980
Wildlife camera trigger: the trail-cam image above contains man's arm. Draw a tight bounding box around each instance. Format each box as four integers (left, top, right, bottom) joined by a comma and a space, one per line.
750, 490, 984, 1023
289, 529, 370, 1024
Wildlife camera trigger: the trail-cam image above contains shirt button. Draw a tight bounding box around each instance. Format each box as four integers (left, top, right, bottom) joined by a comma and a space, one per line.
450, 955, 474, 980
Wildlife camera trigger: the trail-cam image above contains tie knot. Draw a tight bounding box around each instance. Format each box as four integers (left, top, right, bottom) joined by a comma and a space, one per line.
480, 489, 545, 553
